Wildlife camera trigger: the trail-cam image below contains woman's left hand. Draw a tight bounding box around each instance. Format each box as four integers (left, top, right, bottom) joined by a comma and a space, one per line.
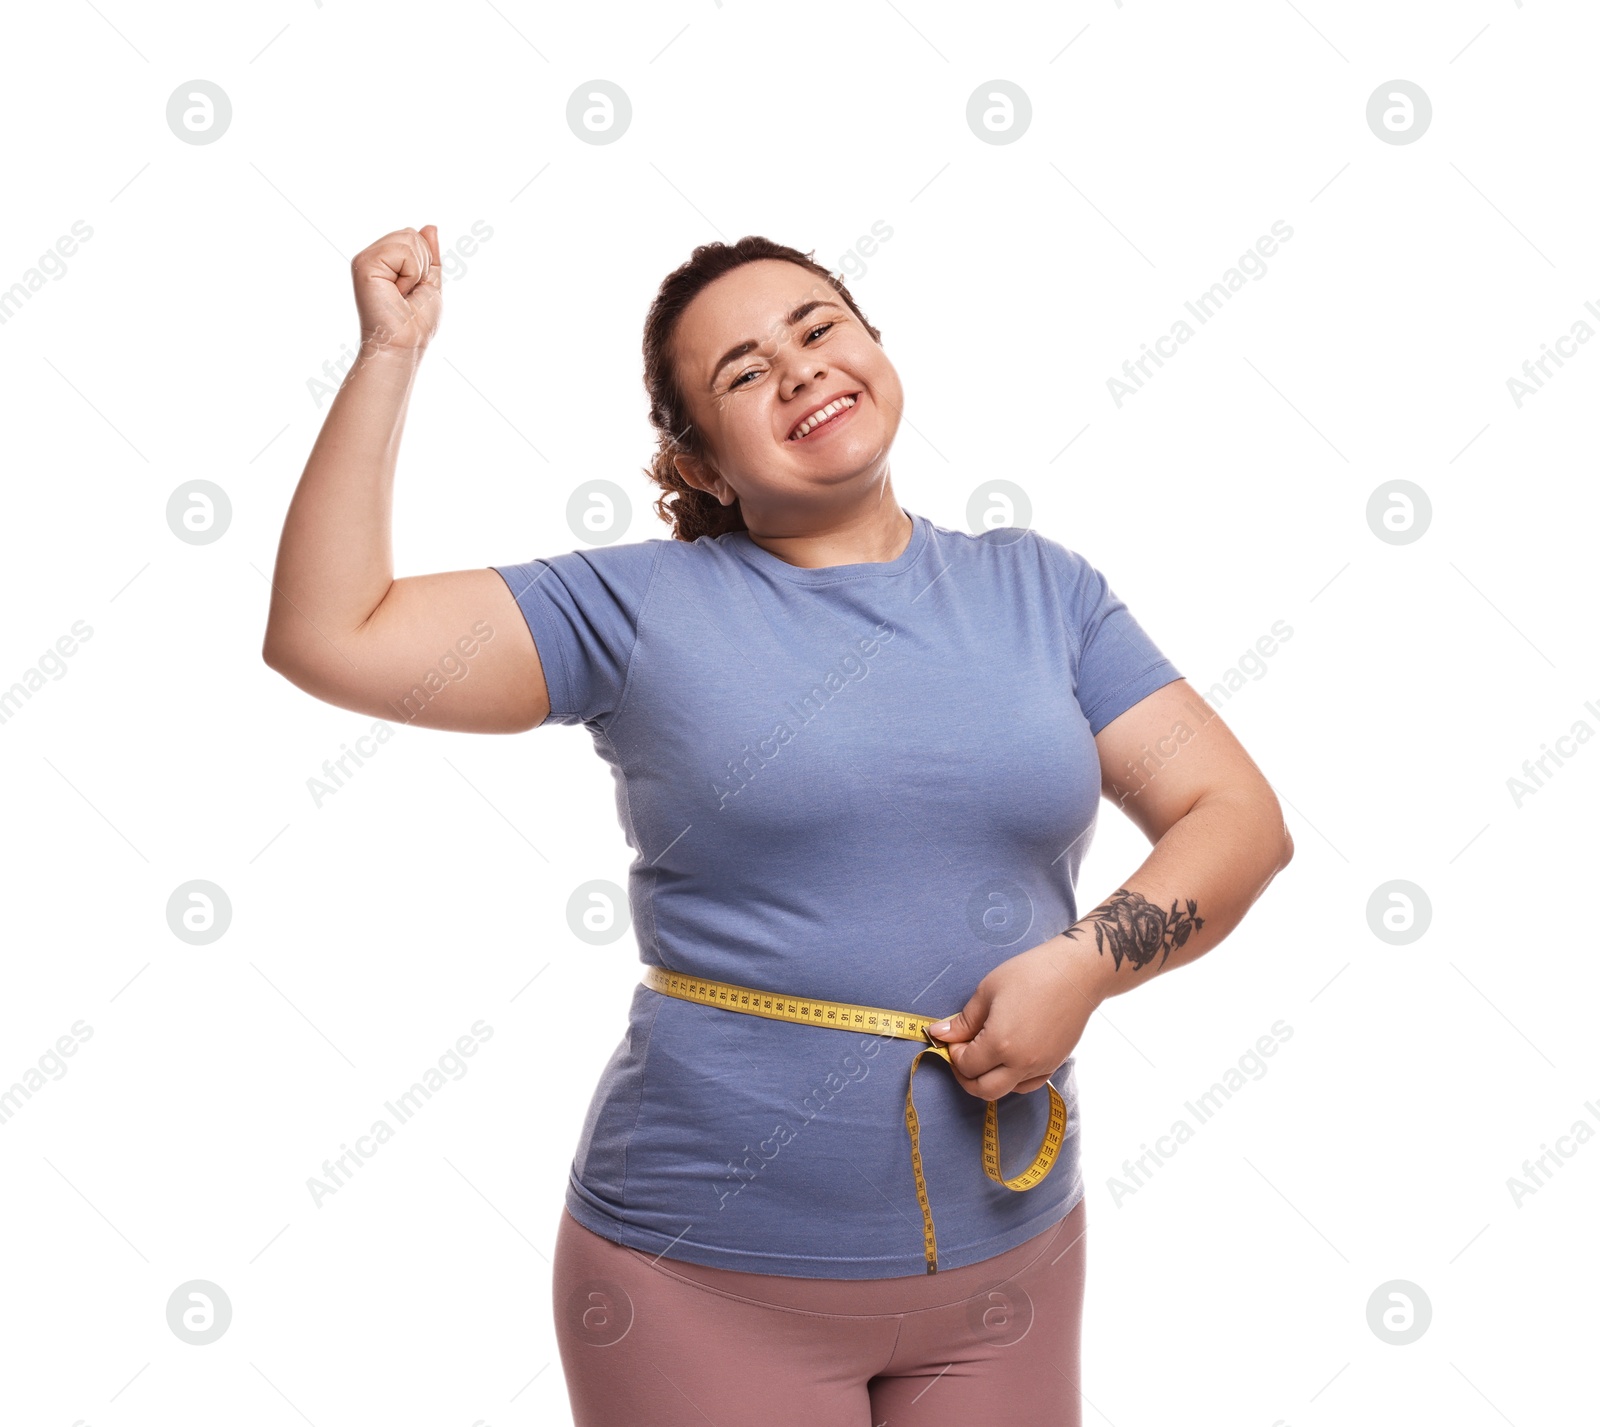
924, 939, 1103, 1099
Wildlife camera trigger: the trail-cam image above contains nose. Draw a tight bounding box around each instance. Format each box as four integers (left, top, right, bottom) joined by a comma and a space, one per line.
780, 361, 827, 400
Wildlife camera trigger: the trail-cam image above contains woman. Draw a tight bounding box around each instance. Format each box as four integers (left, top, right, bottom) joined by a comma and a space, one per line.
262, 224, 1294, 1425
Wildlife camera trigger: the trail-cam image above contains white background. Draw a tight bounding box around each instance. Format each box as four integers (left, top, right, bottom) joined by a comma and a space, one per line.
1, 1, 1594, 1424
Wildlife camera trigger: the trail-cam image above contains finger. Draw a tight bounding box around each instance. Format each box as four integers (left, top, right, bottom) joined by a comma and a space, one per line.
945, 1033, 1004, 1082
417, 224, 441, 289
926, 1009, 975, 1044
960, 1068, 1011, 1100
1013, 1074, 1050, 1094
411, 228, 430, 288
353, 234, 413, 288
956, 1063, 1022, 1102
386, 227, 429, 296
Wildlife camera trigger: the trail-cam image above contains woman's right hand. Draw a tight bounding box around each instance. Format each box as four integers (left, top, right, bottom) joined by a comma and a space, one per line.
352, 224, 442, 354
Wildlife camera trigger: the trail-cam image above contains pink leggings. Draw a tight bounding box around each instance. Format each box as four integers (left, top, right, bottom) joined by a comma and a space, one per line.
551, 1193, 1087, 1425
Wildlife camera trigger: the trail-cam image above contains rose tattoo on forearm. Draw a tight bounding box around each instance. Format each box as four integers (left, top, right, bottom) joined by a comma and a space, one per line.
1062, 887, 1204, 973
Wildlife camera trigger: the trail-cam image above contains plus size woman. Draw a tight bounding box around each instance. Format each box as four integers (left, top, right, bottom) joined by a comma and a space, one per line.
263, 223, 1294, 1425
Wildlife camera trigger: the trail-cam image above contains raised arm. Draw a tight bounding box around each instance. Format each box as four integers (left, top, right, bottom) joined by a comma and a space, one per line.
261, 224, 549, 734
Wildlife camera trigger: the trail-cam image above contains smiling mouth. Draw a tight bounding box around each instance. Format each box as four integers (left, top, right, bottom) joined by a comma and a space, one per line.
787, 392, 860, 441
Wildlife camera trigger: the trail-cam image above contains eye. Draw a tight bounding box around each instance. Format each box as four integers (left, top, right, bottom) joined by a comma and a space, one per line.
726, 324, 836, 391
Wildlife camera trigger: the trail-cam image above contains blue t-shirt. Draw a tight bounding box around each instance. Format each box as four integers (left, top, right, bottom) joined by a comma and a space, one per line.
491, 509, 1182, 1278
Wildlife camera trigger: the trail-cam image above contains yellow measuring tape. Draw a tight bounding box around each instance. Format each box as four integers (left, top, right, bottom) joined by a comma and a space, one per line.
641, 964, 1069, 1274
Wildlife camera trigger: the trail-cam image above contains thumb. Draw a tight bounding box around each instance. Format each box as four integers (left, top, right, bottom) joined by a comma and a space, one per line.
420, 224, 442, 288
926, 1000, 983, 1044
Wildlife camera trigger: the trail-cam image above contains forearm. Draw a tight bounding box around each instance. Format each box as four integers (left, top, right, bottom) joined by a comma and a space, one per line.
262, 341, 423, 666
1041, 789, 1293, 1003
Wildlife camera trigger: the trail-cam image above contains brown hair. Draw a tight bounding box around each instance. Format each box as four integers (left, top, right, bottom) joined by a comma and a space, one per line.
641, 236, 883, 543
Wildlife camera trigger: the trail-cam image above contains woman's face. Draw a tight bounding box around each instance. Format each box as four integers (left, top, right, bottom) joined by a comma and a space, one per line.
668, 259, 903, 519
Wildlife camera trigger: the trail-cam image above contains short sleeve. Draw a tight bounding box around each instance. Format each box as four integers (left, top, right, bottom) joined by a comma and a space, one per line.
1045, 537, 1183, 736
489, 538, 664, 727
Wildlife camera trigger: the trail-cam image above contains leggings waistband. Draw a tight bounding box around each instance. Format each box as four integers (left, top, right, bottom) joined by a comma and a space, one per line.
573, 1192, 1087, 1319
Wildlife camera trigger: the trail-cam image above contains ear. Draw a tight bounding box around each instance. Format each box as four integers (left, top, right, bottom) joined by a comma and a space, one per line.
672, 451, 735, 507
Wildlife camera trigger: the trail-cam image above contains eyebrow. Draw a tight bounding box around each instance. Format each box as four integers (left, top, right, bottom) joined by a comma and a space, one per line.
708, 300, 844, 390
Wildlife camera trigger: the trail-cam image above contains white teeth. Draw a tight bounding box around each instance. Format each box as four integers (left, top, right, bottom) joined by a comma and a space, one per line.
791, 394, 856, 440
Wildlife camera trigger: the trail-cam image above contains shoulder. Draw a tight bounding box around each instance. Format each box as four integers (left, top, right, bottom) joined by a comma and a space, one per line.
1010, 524, 1088, 577
534, 532, 673, 575
493, 531, 670, 602
492, 526, 754, 629
922, 515, 1088, 589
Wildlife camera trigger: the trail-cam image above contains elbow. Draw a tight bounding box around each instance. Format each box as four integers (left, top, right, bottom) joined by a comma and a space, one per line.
261, 631, 303, 682
1234, 784, 1294, 873
1199, 785, 1295, 872
261, 614, 306, 674
1245, 781, 1294, 871
1274, 803, 1295, 870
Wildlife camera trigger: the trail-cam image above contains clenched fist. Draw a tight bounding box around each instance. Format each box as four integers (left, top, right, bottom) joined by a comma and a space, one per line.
351, 224, 442, 354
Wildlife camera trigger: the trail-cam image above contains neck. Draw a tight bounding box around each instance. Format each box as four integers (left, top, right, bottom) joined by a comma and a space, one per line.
740, 494, 913, 571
